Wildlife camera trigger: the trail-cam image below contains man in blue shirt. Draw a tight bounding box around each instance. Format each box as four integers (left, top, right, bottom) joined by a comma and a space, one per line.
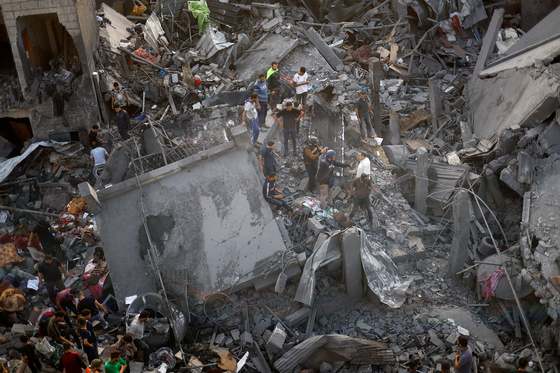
259, 141, 278, 176
254, 73, 269, 130
455, 336, 472, 373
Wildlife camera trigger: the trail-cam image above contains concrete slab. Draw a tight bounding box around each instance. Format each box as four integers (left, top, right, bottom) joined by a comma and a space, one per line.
234, 34, 299, 84
437, 308, 504, 349
96, 149, 289, 303
99, 4, 135, 52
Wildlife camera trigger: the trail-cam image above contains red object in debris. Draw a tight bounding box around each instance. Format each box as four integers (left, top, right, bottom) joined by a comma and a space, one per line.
194, 78, 202, 86
133, 48, 157, 64
452, 15, 465, 39
352, 45, 381, 69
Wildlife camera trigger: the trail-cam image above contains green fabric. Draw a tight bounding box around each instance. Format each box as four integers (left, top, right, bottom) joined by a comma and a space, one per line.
188, 0, 212, 34
105, 358, 126, 373
266, 67, 277, 80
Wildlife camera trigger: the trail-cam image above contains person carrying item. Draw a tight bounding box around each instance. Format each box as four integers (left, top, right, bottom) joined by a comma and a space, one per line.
316, 150, 353, 209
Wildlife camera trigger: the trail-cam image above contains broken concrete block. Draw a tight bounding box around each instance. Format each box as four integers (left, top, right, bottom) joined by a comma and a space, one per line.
296, 252, 307, 267
284, 307, 311, 327
265, 324, 287, 354
262, 18, 281, 32
230, 328, 240, 341
445, 331, 459, 347
428, 330, 445, 348
214, 333, 225, 346
500, 167, 526, 196
253, 320, 271, 337
33, 201, 42, 210
10, 325, 25, 336
307, 218, 324, 236
457, 326, 469, 336
297, 178, 309, 192
224, 336, 234, 349
262, 329, 273, 343
241, 331, 253, 347
356, 321, 373, 331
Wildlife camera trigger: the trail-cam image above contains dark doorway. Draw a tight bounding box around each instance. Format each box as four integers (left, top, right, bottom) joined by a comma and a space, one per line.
0, 117, 33, 158
0, 23, 16, 72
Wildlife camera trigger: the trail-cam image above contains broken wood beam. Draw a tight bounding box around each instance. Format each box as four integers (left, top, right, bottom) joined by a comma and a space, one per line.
305, 27, 344, 71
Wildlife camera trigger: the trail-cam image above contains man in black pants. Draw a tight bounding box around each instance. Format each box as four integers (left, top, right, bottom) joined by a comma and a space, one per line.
128, 310, 151, 369
263, 172, 297, 218
20, 334, 41, 373
302, 137, 327, 194
115, 105, 131, 141
347, 173, 381, 225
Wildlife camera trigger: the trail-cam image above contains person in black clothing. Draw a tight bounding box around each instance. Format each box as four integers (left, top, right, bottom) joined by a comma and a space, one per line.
510, 356, 529, 373
263, 172, 296, 218
115, 105, 131, 141
29, 220, 64, 261
347, 173, 381, 224
37, 254, 69, 302
274, 102, 303, 156
316, 150, 353, 209
20, 334, 41, 373
267, 61, 281, 112
89, 124, 106, 148
441, 359, 451, 373
407, 359, 419, 373
355, 91, 374, 141
303, 137, 328, 194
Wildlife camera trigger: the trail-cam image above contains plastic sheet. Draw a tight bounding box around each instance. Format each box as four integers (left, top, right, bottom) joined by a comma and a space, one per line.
360, 232, 412, 308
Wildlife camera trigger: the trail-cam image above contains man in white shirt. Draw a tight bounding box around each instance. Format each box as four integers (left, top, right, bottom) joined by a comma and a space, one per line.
293, 67, 309, 114
242, 93, 261, 147
350, 151, 371, 178
90, 147, 109, 167
128, 310, 151, 368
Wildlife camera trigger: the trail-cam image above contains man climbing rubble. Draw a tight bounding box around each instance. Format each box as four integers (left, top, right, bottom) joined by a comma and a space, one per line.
263, 172, 297, 218
37, 253, 68, 302
303, 136, 327, 195
77, 290, 109, 329
267, 61, 281, 113
259, 141, 279, 176
347, 173, 381, 225
91, 147, 109, 175
115, 105, 131, 141
253, 73, 269, 130
242, 93, 261, 147
316, 150, 353, 209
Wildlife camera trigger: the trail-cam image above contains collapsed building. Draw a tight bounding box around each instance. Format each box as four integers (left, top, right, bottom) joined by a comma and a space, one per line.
0, 0, 560, 373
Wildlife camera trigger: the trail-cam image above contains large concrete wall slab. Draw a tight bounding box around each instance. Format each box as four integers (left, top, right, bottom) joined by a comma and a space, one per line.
96, 149, 288, 302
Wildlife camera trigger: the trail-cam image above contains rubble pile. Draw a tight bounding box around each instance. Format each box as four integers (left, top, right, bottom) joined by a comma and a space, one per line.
0, 73, 26, 112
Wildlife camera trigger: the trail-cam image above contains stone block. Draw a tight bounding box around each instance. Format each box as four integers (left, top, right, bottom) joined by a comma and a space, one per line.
265, 324, 286, 354
241, 331, 253, 347
10, 324, 25, 336
284, 307, 311, 327
356, 321, 373, 331
252, 320, 271, 337
20, 1, 39, 10
307, 217, 324, 236
214, 333, 225, 346
296, 252, 307, 267
428, 329, 445, 347
262, 18, 281, 32
297, 178, 309, 192
445, 331, 459, 347
224, 336, 234, 349
230, 328, 240, 341
262, 329, 272, 342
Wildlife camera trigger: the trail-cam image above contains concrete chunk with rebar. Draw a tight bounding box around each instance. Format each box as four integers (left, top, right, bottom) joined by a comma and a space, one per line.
447, 190, 471, 280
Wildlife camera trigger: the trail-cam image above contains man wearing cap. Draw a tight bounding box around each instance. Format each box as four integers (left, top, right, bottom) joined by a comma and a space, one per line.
87, 359, 102, 373
316, 150, 353, 209
347, 173, 381, 224
303, 137, 327, 194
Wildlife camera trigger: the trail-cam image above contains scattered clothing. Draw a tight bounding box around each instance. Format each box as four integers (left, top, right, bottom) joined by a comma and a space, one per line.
478, 268, 506, 301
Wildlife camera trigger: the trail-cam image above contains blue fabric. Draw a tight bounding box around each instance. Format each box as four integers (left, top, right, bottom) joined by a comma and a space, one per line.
254, 81, 268, 101
283, 127, 297, 153
261, 147, 276, 167
359, 115, 373, 138
321, 158, 335, 188
258, 100, 267, 127
249, 119, 259, 143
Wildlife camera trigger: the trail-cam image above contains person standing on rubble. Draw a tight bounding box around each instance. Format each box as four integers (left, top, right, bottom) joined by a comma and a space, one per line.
20, 334, 42, 373
254, 73, 269, 130
273, 102, 303, 156
293, 67, 309, 114
441, 359, 451, 373
263, 172, 297, 218
48, 311, 82, 349
316, 150, 353, 209
355, 91, 374, 141
77, 317, 98, 362
37, 253, 68, 302
349, 151, 371, 179
76, 291, 109, 329
455, 336, 473, 373
111, 82, 130, 111
128, 310, 151, 369
267, 61, 281, 113
91, 147, 109, 170
30, 220, 64, 262
115, 105, 131, 141
242, 93, 262, 147
303, 136, 327, 195
259, 141, 279, 176
58, 342, 86, 373
347, 173, 381, 225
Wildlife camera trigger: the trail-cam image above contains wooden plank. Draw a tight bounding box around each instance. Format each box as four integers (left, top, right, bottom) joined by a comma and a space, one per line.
390, 43, 398, 62
305, 27, 344, 71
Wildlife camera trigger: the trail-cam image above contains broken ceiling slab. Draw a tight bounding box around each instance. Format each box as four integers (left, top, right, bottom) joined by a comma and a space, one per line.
468, 66, 560, 140
99, 3, 135, 52
95, 148, 290, 303
234, 34, 299, 84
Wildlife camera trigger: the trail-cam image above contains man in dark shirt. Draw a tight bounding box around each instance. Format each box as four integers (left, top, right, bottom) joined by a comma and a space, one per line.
48, 311, 81, 349
37, 254, 68, 302
259, 141, 278, 176
355, 91, 374, 141
263, 172, 296, 218
88, 125, 106, 148
77, 291, 109, 329
115, 105, 131, 141
316, 150, 353, 209
267, 61, 281, 112
407, 359, 419, 373
58, 342, 87, 373
273, 102, 303, 156
303, 136, 327, 194
30, 220, 63, 261
347, 173, 381, 224
455, 335, 473, 373
510, 356, 529, 373
20, 334, 41, 373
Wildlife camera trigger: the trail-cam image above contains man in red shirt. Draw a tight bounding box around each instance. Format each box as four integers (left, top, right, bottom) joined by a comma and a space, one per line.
58, 342, 87, 373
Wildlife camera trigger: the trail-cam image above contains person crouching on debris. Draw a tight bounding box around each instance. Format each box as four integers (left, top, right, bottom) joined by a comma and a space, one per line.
347, 173, 381, 225
355, 91, 374, 141
128, 310, 151, 369
115, 105, 131, 141
407, 359, 419, 373
316, 150, 353, 209
510, 356, 529, 373
263, 172, 297, 219
303, 136, 327, 195
455, 336, 473, 373
242, 93, 261, 147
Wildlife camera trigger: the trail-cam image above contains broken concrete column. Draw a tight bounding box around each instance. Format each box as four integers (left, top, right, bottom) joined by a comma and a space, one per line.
414, 147, 429, 215
368, 57, 383, 136
387, 110, 402, 145
483, 167, 505, 207
447, 190, 471, 280
231, 125, 252, 149
517, 151, 535, 185
78, 182, 102, 213
341, 228, 363, 300
429, 78, 442, 132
